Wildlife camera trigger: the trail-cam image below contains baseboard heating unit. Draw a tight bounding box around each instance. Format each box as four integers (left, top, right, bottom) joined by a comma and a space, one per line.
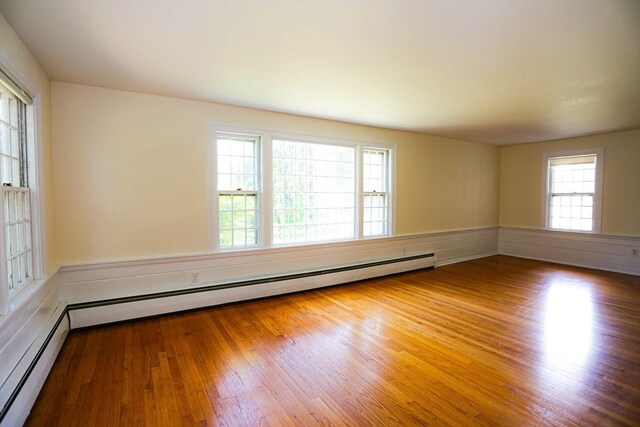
67, 252, 436, 328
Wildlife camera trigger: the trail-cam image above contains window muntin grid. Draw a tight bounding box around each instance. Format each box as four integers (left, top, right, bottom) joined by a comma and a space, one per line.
0, 87, 24, 187
272, 139, 355, 244
217, 133, 260, 248
363, 193, 388, 236
363, 149, 388, 193
2, 187, 32, 292
217, 133, 259, 192
363, 148, 389, 237
548, 155, 596, 232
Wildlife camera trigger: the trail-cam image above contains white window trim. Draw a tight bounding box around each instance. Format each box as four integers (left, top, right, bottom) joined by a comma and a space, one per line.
542, 147, 604, 234
208, 123, 396, 252
356, 145, 364, 239
0, 65, 46, 313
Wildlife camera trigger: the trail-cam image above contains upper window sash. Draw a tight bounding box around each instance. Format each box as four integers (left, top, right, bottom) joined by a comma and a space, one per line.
0, 84, 28, 188
216, 133, 260, 192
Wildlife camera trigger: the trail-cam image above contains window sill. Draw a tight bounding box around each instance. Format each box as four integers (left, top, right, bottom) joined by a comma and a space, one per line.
0, 269, 58, 324
213, 234, 394, 254
545, 228, 600, 235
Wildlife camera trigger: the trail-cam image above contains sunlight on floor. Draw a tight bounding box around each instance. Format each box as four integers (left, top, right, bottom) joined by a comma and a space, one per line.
538, 276, 595, 400
544, 279, 594, 370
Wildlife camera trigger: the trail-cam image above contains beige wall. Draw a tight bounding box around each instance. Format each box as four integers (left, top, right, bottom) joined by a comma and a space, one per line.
499, 129, 640, 237
52, 82, 499, 264
0, 13, 56, 274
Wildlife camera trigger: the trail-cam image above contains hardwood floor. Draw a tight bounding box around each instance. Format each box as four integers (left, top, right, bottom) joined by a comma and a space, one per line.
26, 255, 640, 426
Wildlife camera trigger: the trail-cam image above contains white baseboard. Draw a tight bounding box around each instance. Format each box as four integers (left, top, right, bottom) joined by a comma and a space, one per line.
498, 227, 640, 275
60, 227, 498, 328
436, 251, 499, 267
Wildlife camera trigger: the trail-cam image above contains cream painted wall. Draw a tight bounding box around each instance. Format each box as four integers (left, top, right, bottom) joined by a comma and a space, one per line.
52, 82, 499, 264
499, 129, 640, 237
0, 13, 56, 274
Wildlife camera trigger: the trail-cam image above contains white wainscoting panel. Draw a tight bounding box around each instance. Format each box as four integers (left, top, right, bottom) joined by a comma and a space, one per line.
60, 227, 498, 327
498, 227, 640, 275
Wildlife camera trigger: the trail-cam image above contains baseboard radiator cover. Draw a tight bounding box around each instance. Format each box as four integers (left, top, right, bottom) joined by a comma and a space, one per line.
0, 306, 69, 427
67, 252, 436, 329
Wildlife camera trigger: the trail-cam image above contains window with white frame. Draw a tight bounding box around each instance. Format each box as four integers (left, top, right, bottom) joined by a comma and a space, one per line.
0, 78, 33, 298
363, 148, 390, 237
272, 139, 355, 244
544, 149, 603, 233
216, 133, 260, 248
212, 128, 394, 250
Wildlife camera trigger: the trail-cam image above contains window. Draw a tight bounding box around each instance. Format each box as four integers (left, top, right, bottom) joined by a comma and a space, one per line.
215, 133, 260, 248
0, 78, 33, 299
363, 148, 389, 237
212, 127, 394, 250
272, 139, 355, 244
544, 149, 603, 233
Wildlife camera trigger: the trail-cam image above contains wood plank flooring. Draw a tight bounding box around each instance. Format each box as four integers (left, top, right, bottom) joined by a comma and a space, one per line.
26, 255, 640, 426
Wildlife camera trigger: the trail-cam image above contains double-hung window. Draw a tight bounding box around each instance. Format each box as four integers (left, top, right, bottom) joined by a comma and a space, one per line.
544, 149, 603, 233
215, 133, 260, 248
0, 78, 33, 300
362, 148, 390, 237
212, 127, 394, 250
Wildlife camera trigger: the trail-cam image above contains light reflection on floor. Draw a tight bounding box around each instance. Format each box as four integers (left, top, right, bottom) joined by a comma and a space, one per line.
540, 275, 595, 396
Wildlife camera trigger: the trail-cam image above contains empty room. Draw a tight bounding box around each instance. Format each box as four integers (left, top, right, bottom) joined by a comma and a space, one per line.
0, 1, 639, 425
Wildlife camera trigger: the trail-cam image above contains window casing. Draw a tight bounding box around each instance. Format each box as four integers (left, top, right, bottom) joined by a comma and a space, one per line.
0, 77, 36, 307
211, 127, 394, 250
543, 149, 604, 233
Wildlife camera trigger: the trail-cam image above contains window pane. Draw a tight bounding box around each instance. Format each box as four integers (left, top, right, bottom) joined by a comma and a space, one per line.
0, 90, 24, 187
272, 139, 355, 244
216, 133, 259, 191
363, 193, 388, 237
363, 149, 388, 193
549, 161, 595, 195
218, 193, 258, 248
549, 195, 593, 232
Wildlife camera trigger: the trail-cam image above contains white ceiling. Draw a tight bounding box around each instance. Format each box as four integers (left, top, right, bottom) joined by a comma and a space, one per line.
1, 0, 639, 145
